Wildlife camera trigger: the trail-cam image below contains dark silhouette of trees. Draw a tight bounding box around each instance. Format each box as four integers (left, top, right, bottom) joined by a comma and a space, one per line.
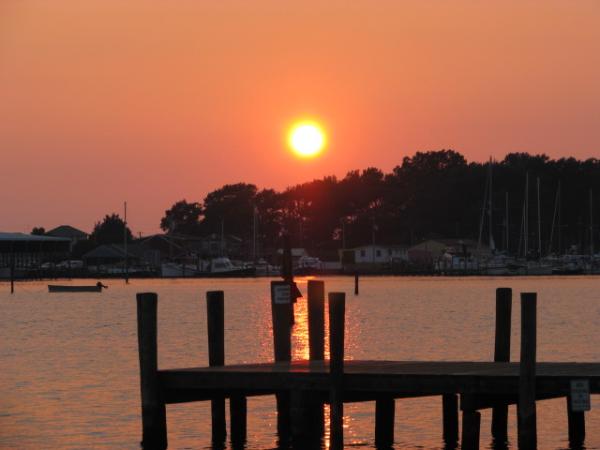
202, 183, 258, 239
160, 200, 203, 235
90, 214, 132, 245
160, 150, 600, 255
31, 227, 45, 235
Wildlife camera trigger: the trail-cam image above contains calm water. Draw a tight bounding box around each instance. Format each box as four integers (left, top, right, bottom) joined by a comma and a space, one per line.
1, 276, 600, 449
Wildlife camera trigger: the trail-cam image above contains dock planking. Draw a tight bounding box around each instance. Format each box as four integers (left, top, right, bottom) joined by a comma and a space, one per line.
159, 360, 600, 399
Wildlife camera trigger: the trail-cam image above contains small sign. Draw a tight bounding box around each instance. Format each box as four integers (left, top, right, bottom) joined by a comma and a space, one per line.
570, 379, 591, 412
273, 284, 291, 304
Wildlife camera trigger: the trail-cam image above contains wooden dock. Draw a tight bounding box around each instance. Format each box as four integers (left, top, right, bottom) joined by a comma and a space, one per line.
136, 282, 596, 449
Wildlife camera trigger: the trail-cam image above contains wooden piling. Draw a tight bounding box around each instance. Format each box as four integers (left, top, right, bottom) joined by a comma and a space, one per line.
567, 394, 585, 445
492, 287, 512, 441
518, 292, 537, 450
271, 281, 293, 440
329, 292, 345, 450
375, 397, 395, 448
354, 273, 359, 295
307, 280, 326, 436
207, 291, 227, 444
461, 410, 481, 450
230, 395, 247, 447
136, 292, 167, 449
308, 280, 325, 360
442, 394, 459, 444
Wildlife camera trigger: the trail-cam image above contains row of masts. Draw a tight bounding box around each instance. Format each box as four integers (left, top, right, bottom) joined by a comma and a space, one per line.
479, 160, 596, 258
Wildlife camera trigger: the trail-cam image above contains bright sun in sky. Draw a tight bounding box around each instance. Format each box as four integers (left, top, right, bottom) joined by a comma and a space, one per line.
288, 121, 327, 158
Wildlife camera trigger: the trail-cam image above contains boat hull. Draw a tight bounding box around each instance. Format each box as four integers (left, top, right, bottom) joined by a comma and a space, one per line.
48, 285, 102, 293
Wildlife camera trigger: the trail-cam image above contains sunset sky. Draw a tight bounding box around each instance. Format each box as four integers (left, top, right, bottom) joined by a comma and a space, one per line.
2, 1, 600, 235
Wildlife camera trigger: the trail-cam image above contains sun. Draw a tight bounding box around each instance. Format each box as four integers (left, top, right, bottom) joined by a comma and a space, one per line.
288, 121, 326, 158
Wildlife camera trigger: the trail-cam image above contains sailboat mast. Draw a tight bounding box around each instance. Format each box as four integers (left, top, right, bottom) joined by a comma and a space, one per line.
505, 191, 509, 253
537, 177, 542, 258
524, 172, 529, 258
558, 181, 562, 254
488, 159, 494, 251
590, 189, 594, 256
124, 201, 129, 284
548, 182, 560, 255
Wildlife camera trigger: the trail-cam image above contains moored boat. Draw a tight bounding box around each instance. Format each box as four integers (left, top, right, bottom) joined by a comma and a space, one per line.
48, 282, 107, 293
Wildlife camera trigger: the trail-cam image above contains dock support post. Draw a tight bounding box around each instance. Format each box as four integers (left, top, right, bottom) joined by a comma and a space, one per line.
442, 394, 459, 444
291, 270, 325, 449
207, 291, 227, 445
271, 281, 293, 443
354, 273, 359, 295
375, 397, 395, 448
518, 292, 537, 450
306, 280, 325, 437
492, 287, 512, 442
329, 292, 345, 450
567, 394, 585, 446
461, 410, 481, 450
230, 395, 247, 448
136, 292, 167, 449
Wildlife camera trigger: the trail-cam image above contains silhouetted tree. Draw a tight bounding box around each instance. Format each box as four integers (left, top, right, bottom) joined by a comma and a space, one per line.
201, 183, 258, 239
31, 227, 45, 235
160, 200, 203, 235
90, 214, 132, 245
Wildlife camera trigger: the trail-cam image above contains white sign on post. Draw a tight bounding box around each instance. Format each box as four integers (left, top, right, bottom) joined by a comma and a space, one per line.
570, 379, 591, 412
273, 284, 291, 304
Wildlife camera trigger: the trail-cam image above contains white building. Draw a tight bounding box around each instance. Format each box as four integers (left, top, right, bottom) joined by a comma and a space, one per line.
350, 245, 408, 264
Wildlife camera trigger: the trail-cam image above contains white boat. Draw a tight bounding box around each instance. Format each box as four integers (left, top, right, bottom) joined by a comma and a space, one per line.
161, 262, 202, 277
208, 257, 255, 277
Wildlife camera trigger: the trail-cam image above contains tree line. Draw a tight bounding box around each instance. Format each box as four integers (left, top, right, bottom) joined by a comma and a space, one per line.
160, 150, 600, 256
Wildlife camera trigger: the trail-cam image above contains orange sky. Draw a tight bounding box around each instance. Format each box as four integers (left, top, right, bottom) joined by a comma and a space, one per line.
2, 1, 600, 235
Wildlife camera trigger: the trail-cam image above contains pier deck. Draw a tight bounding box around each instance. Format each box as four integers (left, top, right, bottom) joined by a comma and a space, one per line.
160, 360, 600, 400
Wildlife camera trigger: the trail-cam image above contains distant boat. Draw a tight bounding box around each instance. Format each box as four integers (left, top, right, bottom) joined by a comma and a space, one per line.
48, 283, 107, 293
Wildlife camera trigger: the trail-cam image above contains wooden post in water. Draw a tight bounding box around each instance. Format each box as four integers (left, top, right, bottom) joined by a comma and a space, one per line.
308, 280, 325, 360
566, 393, 585, 445
307, 280, 325, 434
230, 395, 247, 448
281, 234, 296, 325
461, 410, 481, 450
271, 281, 292, 442
291, 280, 326, 444
354, 273, 359, 295
375, 397, 395, 448
206, 291, 227, 445
492, 287, 512, 441
442, 394, 459, 444
10, 245, 15, 294
136, 292, 167, 449
329, 292, 345, 450
518, 292, 537, 450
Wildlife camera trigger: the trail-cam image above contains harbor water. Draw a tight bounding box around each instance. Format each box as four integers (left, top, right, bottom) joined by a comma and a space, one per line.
1, 276, 600, 449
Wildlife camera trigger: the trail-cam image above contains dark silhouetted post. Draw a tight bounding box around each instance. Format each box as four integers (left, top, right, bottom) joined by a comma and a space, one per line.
461, 410, 481, 450
375, 397, 395, 448
230, 395, 247, 448
207, 291, 227, 444
281, 234, 296, 325
567, 393, 585, 446
308, 280, 325, 360
10, 245, 15, 294
518, 292, 537, 450
271, 281, 292, 441
492, 287, 512, 441
442, 394, 459, 444
329, 292, 345, 450
354, 273, 359, 295
307, 280, 326, 436
136, 292, 167, 449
